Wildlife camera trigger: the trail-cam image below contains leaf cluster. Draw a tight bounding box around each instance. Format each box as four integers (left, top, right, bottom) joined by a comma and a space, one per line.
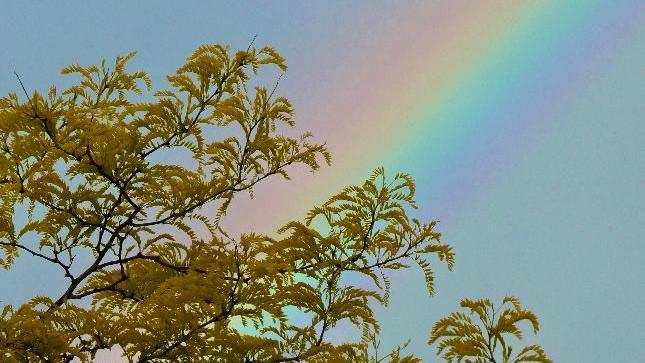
428, 297, 552, 363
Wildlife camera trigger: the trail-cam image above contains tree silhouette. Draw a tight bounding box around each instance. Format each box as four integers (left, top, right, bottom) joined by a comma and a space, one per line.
0, 42, 547, 362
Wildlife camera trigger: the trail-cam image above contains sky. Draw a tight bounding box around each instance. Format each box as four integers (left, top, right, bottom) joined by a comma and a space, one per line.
1, 1, 644, 361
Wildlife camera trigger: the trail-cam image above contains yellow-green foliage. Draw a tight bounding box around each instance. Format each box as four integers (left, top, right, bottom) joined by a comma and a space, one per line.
428, 296, 552, 363
1, 41, 550, 363
0, 43, 460, 362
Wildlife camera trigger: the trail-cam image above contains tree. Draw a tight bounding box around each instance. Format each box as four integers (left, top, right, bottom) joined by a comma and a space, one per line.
0, 42, 459, 362
428, 297, 551, 363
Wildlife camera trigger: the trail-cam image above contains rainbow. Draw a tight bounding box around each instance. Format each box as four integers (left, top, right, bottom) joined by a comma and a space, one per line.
224, 0, 639, 232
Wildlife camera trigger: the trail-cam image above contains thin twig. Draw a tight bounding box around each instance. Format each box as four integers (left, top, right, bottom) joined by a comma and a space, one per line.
247, 34, 258, 52
13, 71, 33, 107
268, 73, 283, 102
